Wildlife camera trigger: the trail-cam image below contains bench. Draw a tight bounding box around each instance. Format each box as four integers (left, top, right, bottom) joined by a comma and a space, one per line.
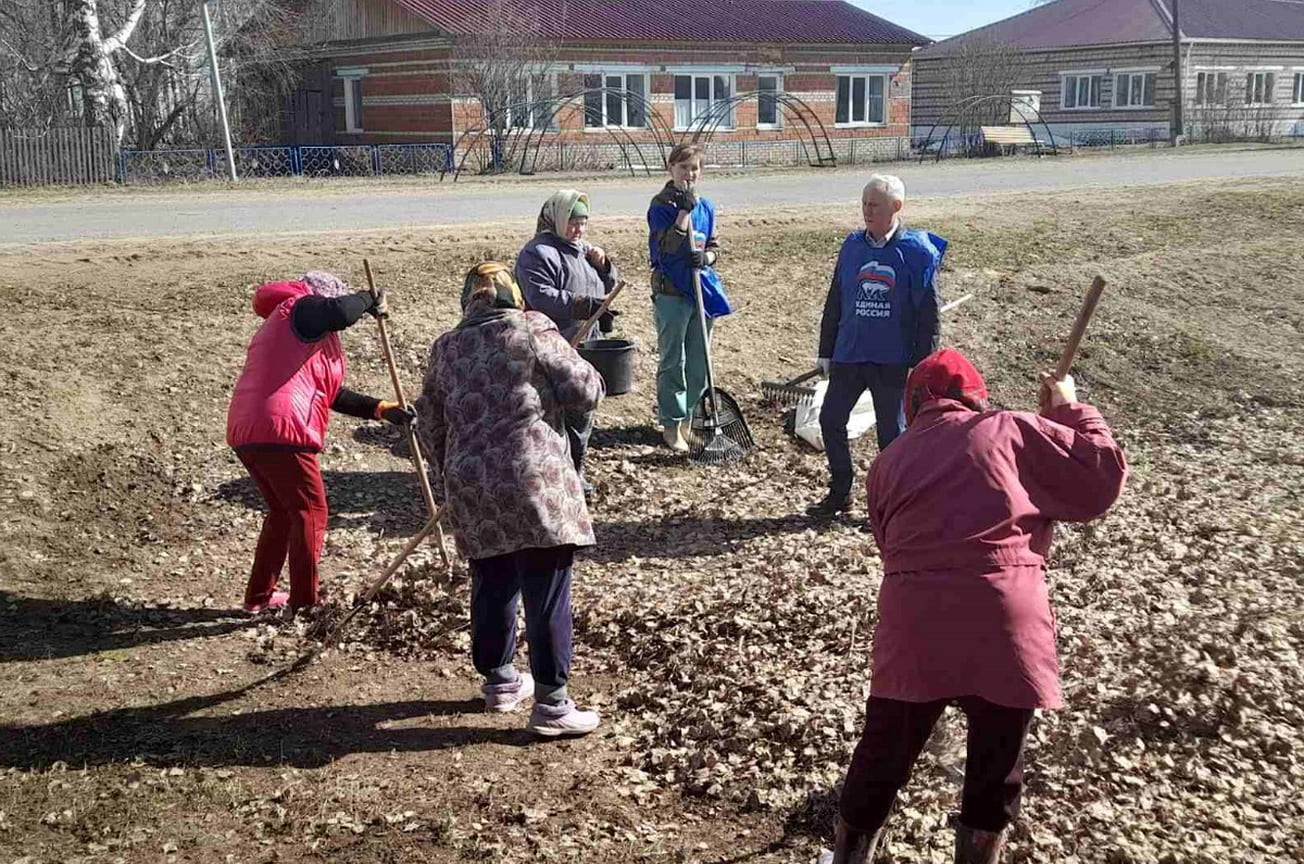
980, 125, 1051, 154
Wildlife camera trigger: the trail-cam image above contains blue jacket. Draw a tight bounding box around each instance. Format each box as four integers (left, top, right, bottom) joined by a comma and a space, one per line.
647, 184, 731, 318
817, 226, 945, 367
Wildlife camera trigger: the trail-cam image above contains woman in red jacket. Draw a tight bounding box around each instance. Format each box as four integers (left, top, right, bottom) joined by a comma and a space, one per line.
226, 272, 411, 613
826, 349, 1128, 864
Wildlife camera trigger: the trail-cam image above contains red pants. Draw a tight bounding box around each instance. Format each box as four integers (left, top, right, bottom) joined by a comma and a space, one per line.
236, 449, 328, 609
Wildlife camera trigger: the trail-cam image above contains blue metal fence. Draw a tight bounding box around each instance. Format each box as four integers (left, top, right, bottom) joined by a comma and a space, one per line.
116, 142, 454, 183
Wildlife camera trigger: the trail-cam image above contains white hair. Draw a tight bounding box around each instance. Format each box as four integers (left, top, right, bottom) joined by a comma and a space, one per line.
863, 174, 906, 205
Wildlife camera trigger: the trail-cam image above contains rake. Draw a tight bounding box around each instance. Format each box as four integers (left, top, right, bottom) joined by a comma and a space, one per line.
760, 368, 821, 408
688, 268, 755, 466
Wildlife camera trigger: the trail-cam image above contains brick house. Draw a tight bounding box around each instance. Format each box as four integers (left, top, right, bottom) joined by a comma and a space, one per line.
911, 0, 1304, 143
285, 0, 928, 167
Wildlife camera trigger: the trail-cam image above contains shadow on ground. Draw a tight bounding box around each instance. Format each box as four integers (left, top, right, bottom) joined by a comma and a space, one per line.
0, 591, 255, 663
0, 670, 532, 770
214, 470, 428, 534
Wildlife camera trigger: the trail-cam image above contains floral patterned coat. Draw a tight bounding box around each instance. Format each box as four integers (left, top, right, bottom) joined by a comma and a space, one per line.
415, 307, 603, 561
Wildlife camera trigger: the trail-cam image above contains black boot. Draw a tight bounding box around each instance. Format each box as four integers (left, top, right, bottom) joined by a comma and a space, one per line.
955, 823, 1004, 864
806, 492, 851, 518
825, 815, 883, 864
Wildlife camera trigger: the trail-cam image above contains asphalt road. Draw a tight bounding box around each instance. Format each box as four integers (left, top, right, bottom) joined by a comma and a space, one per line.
3, 146, 1302, 244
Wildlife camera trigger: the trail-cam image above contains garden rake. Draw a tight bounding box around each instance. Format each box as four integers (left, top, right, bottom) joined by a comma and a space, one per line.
688, 267, 755, 466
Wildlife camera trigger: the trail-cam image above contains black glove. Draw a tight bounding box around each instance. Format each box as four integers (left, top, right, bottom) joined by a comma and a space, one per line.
672, 185, 698, 213
689, 249, 707, 270
380, 404, 414, 426
367, 288, 389, 319
598, 308, 620, 333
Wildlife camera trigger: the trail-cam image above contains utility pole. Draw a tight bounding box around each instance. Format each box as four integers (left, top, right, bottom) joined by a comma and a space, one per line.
202, 0, 238, 181
1171, 0, 1184, 144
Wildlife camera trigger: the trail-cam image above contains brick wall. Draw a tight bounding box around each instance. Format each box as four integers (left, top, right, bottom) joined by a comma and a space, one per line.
310, 38, 917, 152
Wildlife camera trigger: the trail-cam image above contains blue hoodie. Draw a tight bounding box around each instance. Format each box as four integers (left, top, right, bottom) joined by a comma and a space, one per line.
817, 227, 945, 367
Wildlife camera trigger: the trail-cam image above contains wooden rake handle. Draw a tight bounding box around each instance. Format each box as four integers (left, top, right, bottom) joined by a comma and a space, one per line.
361, 258, 450, 572
1055, 276, 1107, 380
320, 517, 440, 648
570, 280, 626, 348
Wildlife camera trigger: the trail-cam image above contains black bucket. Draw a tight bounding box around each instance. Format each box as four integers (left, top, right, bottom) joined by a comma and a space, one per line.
578, 338, 636, 396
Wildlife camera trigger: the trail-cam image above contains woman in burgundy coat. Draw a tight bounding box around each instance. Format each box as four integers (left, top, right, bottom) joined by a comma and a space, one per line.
827, 348, 1128, 864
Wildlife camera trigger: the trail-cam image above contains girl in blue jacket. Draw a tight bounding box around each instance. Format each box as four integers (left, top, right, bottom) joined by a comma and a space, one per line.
647, 143, 731, 452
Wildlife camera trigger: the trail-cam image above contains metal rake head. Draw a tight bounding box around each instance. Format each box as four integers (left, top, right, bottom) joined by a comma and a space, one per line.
689, 387, 755, 466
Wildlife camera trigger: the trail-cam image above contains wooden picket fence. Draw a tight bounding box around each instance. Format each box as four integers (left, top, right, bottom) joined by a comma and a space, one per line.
0, 127, 117, 187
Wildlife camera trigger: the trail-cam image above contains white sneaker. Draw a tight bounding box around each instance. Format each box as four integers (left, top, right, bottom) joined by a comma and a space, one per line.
663, 423, 689, 452
527, 700, 600, 737
481, 671, 534, 713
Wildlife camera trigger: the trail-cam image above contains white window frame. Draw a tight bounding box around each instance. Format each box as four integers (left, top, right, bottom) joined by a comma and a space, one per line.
1292, 71, 1304, 106
504, 73, 558, 131
1060, 71, 1105, 111
672, 73, 736, 131
582, 72, 649, 130
1246, 71, 1275, 106
1114, 70, 1157, 110
756, 73, 783, 129
1194, 70, 1228, 106
835, 74, 887, 127
342, 76, 364, 133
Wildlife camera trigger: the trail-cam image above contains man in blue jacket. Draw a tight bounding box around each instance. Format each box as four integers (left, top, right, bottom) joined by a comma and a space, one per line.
807, 174, 945, 519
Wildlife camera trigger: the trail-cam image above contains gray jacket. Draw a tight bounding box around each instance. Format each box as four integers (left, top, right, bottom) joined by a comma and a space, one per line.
515, 233, 619, 340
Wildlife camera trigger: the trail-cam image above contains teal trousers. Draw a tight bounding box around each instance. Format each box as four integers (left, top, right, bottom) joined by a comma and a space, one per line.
653, 292, 714, 426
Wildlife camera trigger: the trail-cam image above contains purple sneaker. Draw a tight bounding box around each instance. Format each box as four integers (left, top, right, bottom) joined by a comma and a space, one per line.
527, 700, 600, 737
482, 672, 534, 713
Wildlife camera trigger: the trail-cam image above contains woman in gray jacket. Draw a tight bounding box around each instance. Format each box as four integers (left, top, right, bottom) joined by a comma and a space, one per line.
416, 262, 605, 738
515, 190, 620, 498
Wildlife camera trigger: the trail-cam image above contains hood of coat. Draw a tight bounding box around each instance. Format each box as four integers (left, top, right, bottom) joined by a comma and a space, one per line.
252, 280, 311, 319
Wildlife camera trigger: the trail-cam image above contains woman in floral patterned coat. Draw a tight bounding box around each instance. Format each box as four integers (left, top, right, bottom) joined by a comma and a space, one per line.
415, 261, 604, 738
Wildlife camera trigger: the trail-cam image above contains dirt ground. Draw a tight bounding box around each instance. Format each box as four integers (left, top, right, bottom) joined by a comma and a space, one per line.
1, 177, 1302, 864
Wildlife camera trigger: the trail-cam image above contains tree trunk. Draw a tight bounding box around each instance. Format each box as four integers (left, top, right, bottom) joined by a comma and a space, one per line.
64, 0, 148, 146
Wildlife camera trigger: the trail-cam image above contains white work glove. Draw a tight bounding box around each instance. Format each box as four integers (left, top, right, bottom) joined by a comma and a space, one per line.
1039, 372, 1077, 411
816, 358, 831, 378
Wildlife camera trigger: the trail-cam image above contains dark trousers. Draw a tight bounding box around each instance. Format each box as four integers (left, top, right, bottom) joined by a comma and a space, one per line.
469, 546, 574, 704
237, 449, 328, 609
819, 362, 908, 498
564, 408, 595, 479
840, 696, 1035, 834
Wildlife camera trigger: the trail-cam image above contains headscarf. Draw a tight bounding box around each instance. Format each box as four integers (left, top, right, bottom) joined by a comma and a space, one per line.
536, 189, 589, 237
905, 348, 990, 425
302, 271, 351, 298
461, 261, 524, 313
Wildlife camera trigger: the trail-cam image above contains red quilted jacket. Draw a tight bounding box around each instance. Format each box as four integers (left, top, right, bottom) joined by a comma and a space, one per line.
226, 281, 345, 451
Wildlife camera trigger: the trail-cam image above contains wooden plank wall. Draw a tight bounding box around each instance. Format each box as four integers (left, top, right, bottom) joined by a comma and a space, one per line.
0, 127, 116, 187
330, 0, 432, 41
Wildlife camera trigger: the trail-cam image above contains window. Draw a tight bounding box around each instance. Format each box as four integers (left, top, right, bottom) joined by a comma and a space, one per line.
1061, 73, 1103, 109
756, 74, 781, 128
1246, 72, 1275, 105
1114, 72, 1155, 108
583, 73, 647, 128
343, 77, 363, 132
1293, 72, 1304, 105
674, 74, 734, 129
504, 75, 556, 130
835, 74, 885, 125
1195, 72, 1228, 106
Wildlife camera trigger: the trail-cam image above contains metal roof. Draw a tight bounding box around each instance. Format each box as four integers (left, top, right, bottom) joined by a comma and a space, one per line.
392, 0, 929, 45
917, 0, 1304, 58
